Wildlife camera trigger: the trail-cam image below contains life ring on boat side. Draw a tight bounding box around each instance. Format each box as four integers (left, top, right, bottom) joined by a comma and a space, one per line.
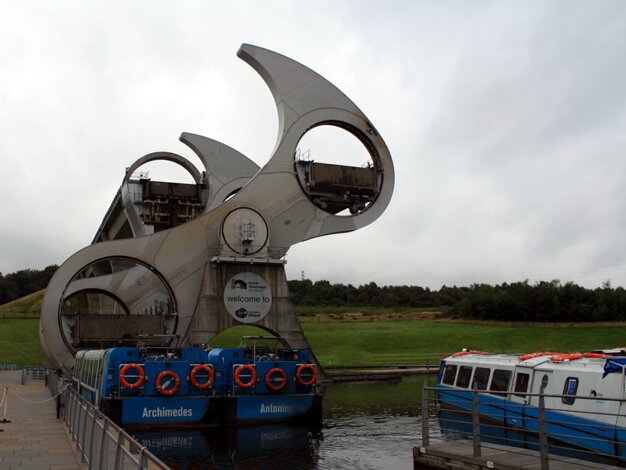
550, 353, 583, 362
155, 370, 180, 396
295, 364, 317, 386
119, 364, 145, 389
189, 364, 213, 389
234, 364, 258, 388
265, 367, 287, 392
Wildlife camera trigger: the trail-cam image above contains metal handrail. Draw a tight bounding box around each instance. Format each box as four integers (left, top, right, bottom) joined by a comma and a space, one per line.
421, 383, 626, 470
61, 384, 170, 470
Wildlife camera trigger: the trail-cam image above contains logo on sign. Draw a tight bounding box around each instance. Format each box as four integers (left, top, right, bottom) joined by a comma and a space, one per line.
224, 272, 272, 323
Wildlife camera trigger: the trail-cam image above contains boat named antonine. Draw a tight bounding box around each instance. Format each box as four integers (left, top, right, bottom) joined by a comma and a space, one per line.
71, 336, 322, 429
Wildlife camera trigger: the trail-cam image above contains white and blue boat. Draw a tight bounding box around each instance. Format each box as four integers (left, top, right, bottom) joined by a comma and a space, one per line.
436, 349, 626, 458
71, 336, 322, 429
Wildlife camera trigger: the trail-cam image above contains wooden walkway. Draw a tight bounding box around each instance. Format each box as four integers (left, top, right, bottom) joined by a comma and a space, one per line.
414, 440, 624, 469
0, 370, 85, 470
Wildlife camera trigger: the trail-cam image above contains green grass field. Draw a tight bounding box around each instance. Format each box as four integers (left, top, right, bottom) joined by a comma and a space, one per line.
208, 321, 626, 367
3, 314, 626, 368
0, 319, 48, 367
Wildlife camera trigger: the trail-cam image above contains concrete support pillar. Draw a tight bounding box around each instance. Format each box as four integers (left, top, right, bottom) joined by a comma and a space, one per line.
184, 262, 310, 351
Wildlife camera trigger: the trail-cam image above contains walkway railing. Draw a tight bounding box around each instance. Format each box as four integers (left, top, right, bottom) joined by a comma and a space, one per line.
421, 382, 626, 470
21, 365, 48, 384
50, 374, 170, 470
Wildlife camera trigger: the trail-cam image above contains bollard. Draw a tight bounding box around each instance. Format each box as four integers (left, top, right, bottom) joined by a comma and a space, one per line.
2, 387, 11, 424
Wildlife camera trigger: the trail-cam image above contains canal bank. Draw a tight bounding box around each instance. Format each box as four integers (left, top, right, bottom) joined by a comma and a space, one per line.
324, 364, 438, 382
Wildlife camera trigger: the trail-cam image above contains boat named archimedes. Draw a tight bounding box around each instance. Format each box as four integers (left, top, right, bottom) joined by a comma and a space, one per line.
72, 336, 322, 429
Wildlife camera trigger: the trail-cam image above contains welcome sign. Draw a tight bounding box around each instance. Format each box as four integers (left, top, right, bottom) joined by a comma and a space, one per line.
224, 272, 272, 324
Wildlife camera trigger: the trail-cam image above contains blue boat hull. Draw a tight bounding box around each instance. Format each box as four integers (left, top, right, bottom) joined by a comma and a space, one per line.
103, 394, 322, 428
437, 385, 625, 458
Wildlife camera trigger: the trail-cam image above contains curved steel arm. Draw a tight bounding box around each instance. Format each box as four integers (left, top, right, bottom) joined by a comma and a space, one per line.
40, 44, 395, 375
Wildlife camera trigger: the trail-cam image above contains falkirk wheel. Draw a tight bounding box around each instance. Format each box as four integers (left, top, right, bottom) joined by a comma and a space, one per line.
39, 44, 395, 377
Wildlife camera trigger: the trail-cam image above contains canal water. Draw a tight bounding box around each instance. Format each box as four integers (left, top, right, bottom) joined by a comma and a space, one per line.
133, 375, 432, 469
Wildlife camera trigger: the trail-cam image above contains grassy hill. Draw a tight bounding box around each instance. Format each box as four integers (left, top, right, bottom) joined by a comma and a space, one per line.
0, 289, 45, 318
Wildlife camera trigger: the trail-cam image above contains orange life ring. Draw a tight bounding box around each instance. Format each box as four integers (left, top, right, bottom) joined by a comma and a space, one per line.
189, 364, 213, 389
518, 352, 546, 361
583, 352, 606, 359
119, 364, 145, 389
295, 364, 317, 387
550, 353, 583, 362
265, 367, 287, 392
155, 370, 180, 396
452, 350, 484, 357
234, 364, 257, 388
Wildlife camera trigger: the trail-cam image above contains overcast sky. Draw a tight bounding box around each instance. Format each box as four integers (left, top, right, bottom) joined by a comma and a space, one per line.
1, 1, 625, 289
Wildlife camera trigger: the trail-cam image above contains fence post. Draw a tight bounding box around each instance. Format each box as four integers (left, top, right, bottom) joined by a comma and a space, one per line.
139, 448, 148, 470
88, 412, 97, 468
80, 404, 89, 461
421, 379, 430, 447
538, 385, 549, 470
114, 431, 124, 470
63, 387, 70, 423
76, 402, 85, 454
72, 395, 81, 440
472, 386, 481, 457
69, 393, 77, 438
99, 419, 109, 470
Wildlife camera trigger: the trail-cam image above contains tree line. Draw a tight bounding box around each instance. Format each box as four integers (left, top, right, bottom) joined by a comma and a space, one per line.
0, 266, 58, 305
287, 279, 626, 322
2, 266, 626, 322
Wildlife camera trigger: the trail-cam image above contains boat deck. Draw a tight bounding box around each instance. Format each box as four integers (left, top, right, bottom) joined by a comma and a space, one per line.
0, 370, 84, 470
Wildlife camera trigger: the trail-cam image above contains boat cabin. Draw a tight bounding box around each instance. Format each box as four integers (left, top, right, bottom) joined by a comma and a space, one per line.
439, 352, 626, 427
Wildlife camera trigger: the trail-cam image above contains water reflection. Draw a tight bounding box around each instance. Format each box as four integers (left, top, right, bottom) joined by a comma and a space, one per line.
135, 426, 323, 469
133, 376, 428, 470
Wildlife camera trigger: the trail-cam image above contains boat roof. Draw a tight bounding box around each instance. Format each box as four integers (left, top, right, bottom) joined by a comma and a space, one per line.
443, 351, 609, 371
445, 353, 534, 368
592, 347, 626, 355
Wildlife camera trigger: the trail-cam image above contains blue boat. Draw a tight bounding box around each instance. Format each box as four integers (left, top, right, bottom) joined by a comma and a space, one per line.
72, 336, 322, 429
436, 349, 626, 458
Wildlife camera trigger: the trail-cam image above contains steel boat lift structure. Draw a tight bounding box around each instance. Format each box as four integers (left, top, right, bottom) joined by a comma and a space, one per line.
40, 43, 395, 378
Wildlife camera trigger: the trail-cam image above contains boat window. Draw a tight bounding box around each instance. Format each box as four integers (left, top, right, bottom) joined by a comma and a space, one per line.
472, 367, 491, 391
562, 377, 578, 405
456, 366, 472, 388
514, 372, 530, 397
489, 369, 512, 393
442, 365, 458, 385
